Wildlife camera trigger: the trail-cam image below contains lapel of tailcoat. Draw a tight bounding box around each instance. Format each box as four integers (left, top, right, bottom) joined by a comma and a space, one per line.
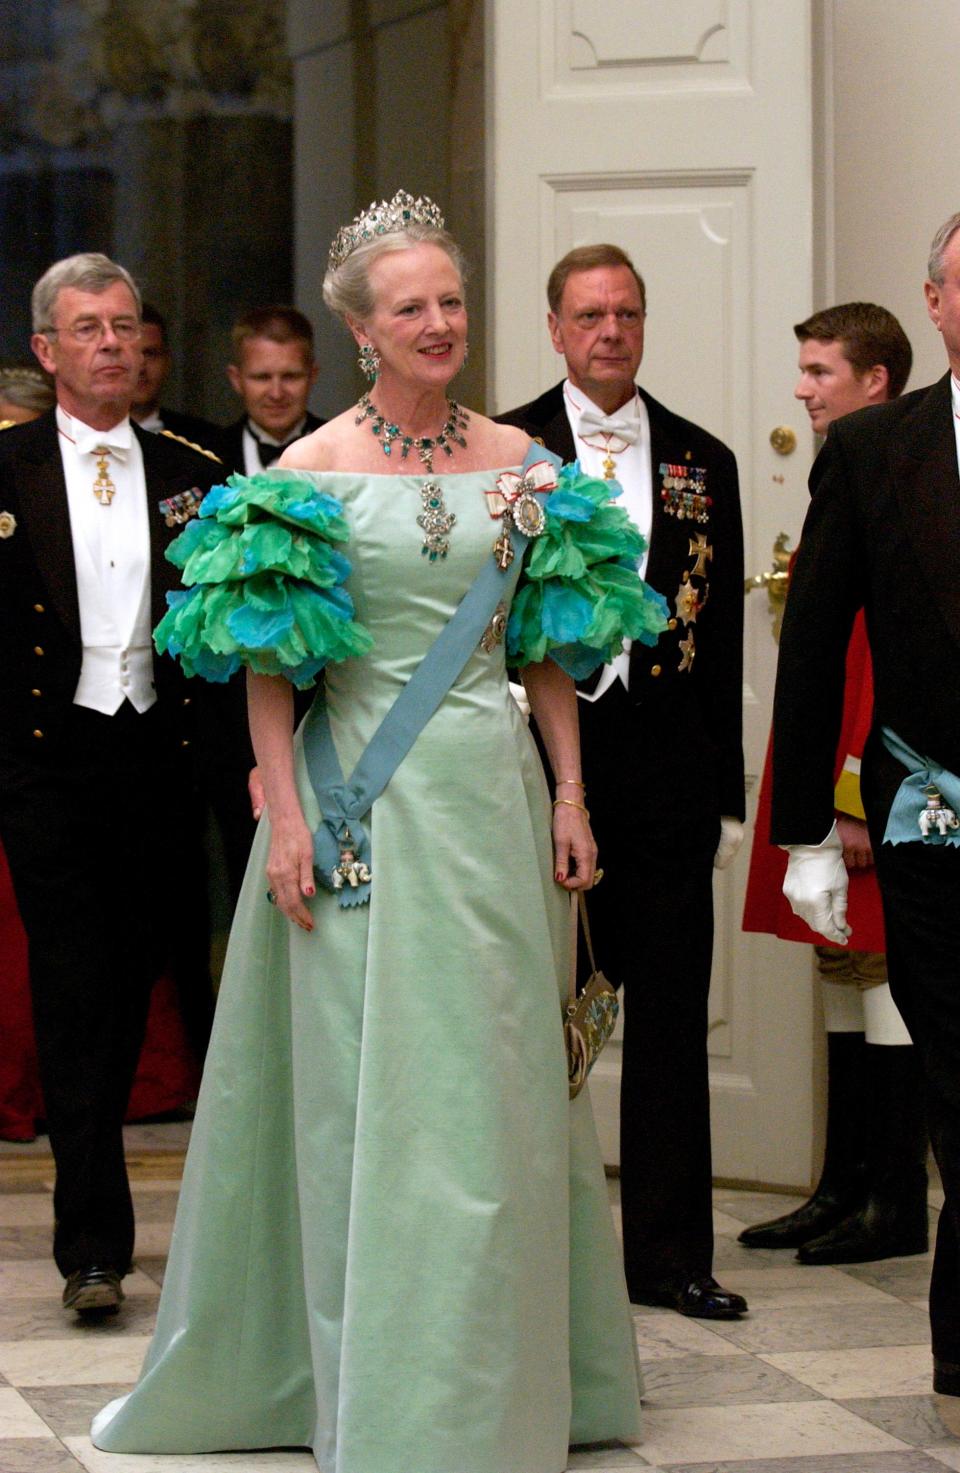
16, 412, 81, 644
137, 421, 180, 634
537, 388, 577, 463
640, 387, 682, 594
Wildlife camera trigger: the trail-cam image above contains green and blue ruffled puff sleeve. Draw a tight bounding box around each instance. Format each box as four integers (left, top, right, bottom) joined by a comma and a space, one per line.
508, 462, 670, 679
154, 472, 373, 688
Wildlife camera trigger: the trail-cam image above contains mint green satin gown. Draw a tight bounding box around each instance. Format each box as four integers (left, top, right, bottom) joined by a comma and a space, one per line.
92, 468, 643, 1473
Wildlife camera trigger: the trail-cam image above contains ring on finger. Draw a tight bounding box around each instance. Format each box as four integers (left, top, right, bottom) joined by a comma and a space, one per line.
266, 889, 277, 905
592, 868, 604, 888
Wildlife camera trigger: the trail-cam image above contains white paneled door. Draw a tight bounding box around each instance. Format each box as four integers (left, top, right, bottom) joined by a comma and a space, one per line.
488, 1, 820, 1186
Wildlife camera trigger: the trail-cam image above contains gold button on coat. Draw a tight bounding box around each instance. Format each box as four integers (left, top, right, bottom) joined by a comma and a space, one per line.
33, 646, 44, 656
650, 664, 662, 677
31, 688, 41, 697
32, 729, 43, 739
33, 603, 45, 613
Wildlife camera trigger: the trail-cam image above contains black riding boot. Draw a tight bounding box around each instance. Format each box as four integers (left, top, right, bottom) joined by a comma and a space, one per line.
797, 1042, 929, 1264
739, 1031, 869, 1249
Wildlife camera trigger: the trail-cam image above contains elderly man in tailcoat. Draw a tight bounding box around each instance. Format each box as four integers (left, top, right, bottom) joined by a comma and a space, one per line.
0, 253, 226, 1316
498, 243, 747, 1319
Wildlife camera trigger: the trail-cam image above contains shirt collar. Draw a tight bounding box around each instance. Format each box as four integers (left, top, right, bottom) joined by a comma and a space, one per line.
57, 405, 132, 459
563, 379, 641, 425
247, 416, 307, 448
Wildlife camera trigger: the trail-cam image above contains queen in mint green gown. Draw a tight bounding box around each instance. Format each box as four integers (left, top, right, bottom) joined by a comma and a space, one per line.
91, 452, 666, 1473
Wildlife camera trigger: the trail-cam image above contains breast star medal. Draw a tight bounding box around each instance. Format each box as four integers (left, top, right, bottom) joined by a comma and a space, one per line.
674, 574, 704, 626
480, 600, 508, 652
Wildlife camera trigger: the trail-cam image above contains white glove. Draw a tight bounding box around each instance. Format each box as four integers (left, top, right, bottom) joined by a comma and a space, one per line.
714, 816, 744, 870
782, 822, 852, 945
508, 681, 531, 721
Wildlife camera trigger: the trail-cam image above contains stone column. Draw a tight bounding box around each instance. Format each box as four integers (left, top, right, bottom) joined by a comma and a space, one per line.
0, 0, 295, 424
287, 0, 486, 415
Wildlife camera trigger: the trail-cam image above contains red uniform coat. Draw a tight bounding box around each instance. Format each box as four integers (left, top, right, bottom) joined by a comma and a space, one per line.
742, 609, 887, 951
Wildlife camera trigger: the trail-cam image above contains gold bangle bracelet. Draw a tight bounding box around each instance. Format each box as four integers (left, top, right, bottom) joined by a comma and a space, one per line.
553, 798, 590, 817
555, 778, 586, 789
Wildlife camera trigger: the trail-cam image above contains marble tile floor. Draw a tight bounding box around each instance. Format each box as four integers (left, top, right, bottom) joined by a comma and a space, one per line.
0, 1124, 955, 1472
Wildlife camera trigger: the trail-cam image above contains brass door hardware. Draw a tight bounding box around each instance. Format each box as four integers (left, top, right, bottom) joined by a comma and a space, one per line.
769, 426, 797, 455
745, 533, 793, 639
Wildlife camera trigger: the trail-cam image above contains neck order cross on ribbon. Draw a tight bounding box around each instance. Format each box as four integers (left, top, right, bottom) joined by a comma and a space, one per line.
92, 447, 117, 505
571, 393, 641, 481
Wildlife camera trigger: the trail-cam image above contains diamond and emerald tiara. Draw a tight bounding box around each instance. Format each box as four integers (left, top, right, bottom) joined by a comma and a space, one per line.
327, 190, 446, 272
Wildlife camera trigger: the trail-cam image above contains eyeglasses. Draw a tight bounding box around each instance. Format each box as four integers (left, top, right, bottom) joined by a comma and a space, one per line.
44, 319, 142, 344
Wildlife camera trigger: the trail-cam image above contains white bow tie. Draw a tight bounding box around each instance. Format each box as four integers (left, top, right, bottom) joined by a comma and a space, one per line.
73, 425, 132, 461
577, 407, 641, 446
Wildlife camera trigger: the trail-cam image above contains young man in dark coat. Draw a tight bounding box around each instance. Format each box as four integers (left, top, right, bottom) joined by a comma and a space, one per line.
773, 212, 960, 1432
218, 305, 325, 474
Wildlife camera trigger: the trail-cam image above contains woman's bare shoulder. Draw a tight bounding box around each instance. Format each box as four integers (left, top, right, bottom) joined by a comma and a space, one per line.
466, 413, 532, 466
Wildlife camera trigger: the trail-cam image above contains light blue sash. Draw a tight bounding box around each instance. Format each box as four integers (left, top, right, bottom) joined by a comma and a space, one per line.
303, 444, 562, 905
881, 725, 960, 847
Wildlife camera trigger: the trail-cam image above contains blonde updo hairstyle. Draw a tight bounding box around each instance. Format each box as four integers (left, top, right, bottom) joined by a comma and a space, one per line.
0, 364, 55, 415
323, 223, 468, 326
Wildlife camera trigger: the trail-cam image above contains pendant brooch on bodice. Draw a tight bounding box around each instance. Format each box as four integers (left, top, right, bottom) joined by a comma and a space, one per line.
417, 481, 457, 561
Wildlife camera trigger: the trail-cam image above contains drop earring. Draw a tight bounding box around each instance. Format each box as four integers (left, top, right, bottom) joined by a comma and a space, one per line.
358, 343, 381, 380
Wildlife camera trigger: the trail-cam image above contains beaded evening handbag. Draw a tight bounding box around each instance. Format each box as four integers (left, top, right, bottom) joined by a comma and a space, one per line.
564, 892, 619, 1100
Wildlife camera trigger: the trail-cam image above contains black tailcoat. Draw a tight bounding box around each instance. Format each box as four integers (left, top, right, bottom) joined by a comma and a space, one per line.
772, 373, 960, 1379
0, 412, 218, 760
0, 411, 244, 1277
498, 381, 745, 1292
153, 407, 225, 458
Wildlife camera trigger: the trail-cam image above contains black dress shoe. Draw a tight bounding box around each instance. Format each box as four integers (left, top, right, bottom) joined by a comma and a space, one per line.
629, 1275, 748, 1319
62, 1266, 124, 1316
795, 1183, 929, 1266
736, 1192, 853, 1250
934, 1358, 960, 1397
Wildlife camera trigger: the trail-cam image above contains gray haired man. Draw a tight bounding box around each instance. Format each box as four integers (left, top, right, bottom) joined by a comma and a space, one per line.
0, 254, 222, 1317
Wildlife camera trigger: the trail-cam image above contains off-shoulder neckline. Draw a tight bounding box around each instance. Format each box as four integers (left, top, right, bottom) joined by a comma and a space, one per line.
275, 465, 525, 480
